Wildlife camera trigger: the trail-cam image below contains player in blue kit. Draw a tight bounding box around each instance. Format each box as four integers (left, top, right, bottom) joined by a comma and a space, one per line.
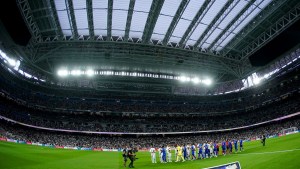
198, 143, 203, 159
234, 140, 238, 153
204, 143, 210, 158
222, 141, 226, 156
213, 141, 218, 157
191, 144, 196, 160
228, 141, 233, 154
239, 139, 243, 151
183, 145, 187, 160
162, 146, 167, 163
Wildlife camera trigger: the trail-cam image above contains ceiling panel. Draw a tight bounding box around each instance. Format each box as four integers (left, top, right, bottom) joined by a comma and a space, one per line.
181, 0, 205, 20
134, 0, 152, 12
188, 23, 208, 45
48, 0, 277, 51
73, 0, 89, 35
218, 32, 235, 49
129, 0, 152, 38
233, 6, 261, 34
74, 9, 89, 35
57, 10, 72, 36
93, 0, 107, 36
169, 36, 181, 43
152, 15, 173, 40
203, 28, 223, 47
54, 0, 72, 35
218, 0, 248, 29
54, 0, 67, 10
113, 0, 130, 10
112, 10, 128, 36
171, 19, 191, 42
160, 0, 181, 16
130, 11, 149, 38
151, 0, 181, 41
201, 1, 226, 24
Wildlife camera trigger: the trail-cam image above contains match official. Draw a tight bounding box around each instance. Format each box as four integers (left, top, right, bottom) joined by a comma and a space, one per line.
262, 135, 266, 146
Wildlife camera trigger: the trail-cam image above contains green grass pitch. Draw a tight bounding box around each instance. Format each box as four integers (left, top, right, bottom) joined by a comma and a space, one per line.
0, 133, 300, 169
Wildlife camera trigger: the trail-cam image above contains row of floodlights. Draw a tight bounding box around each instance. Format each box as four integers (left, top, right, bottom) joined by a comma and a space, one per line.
57, 70, 212, 85
0, 50, 20, 69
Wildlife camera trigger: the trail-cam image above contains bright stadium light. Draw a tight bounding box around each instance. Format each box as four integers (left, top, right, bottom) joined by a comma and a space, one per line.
253, 77, 261, 85
57, 70, 68, 76
71, 70, 82, 76
8, 58, 16, 67
179, 76, 187, 82
202, 79, 212, 85
86, 69, 94, 76
192, 77, 200, 84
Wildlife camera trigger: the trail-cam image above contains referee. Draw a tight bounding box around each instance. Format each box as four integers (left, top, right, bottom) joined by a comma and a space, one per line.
261, 135, 266, 146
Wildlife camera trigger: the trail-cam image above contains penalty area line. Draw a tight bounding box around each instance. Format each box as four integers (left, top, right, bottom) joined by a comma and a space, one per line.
235, 148, 300, 155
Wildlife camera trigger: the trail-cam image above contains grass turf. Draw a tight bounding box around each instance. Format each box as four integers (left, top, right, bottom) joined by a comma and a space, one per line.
0, 133, 299, 169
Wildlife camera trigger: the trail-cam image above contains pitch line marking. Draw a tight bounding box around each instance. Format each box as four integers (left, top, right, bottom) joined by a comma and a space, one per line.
236, 148, 300, 155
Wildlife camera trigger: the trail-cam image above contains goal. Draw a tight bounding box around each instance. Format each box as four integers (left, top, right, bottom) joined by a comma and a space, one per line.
281, 127, 298, 135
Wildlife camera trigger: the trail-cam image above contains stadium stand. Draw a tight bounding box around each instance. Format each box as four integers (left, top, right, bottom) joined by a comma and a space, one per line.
0, 117, 299, 149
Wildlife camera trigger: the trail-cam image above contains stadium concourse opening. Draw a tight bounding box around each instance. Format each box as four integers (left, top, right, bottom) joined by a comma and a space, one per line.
0, 0, 300, 169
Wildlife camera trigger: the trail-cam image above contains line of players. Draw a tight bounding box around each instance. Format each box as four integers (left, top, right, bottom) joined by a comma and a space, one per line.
149, 140, 243, 163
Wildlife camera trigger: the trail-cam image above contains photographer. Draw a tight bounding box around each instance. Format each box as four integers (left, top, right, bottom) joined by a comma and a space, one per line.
127, 147, 136, 168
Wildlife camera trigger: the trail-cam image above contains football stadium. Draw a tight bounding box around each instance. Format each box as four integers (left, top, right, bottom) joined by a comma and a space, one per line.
0, 0, 300, 169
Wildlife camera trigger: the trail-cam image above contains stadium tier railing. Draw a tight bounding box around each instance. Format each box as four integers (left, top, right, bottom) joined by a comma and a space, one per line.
0, 112, 299, 135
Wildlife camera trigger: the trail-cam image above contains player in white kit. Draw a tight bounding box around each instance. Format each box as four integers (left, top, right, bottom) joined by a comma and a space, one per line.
149, 147, 156, 163
166, 145, 172, 162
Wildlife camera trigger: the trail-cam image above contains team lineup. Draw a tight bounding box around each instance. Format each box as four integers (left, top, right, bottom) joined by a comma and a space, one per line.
122, 139, 245, 168
149, 139, 243, 163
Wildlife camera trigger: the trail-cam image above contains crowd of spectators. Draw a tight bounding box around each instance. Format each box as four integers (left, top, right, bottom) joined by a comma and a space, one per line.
0, 61, 299, 149
0, 117, 299, 149
0, 90, 299, 133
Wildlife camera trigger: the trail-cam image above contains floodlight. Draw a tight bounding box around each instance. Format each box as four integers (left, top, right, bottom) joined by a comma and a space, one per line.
253, 78, 261, 85
57, 70, 68, 76
8, 59, 16, 67
13, 60, 20, 70
192, 77, 200, 84
71, 70, 82, 76
179, 76, 187, 82
86, 69, 94, 76
263, 74, 270, 79
202, 79, 212, 85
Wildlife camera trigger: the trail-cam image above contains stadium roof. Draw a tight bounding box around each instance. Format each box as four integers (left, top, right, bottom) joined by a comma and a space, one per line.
2, 0, 300, 86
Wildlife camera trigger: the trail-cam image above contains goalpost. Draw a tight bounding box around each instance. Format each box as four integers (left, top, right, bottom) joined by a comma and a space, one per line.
281, 127, 298, 135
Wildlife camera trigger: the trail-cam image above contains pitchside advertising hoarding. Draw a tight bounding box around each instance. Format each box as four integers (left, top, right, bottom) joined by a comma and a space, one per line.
203, 161, 241, 169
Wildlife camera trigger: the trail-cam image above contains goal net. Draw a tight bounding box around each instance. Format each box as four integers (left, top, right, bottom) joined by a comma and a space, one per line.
281, 127, 298, 135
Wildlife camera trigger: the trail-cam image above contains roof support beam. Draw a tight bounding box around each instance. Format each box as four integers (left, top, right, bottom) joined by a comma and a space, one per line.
86, 0, 94, 39
16, 0, 42, 42
240, 3, 300, 61
207, 0, 256, 51
162, 0, 190, 45
49, 0, 64, 38
179, 0, 214, 47
193, 0, 235, 48
221, 0, 289, 56
107, 0, 113, 41
124, 0, 136, 41
66, 0, 78, 38
142, 0, 165, 43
